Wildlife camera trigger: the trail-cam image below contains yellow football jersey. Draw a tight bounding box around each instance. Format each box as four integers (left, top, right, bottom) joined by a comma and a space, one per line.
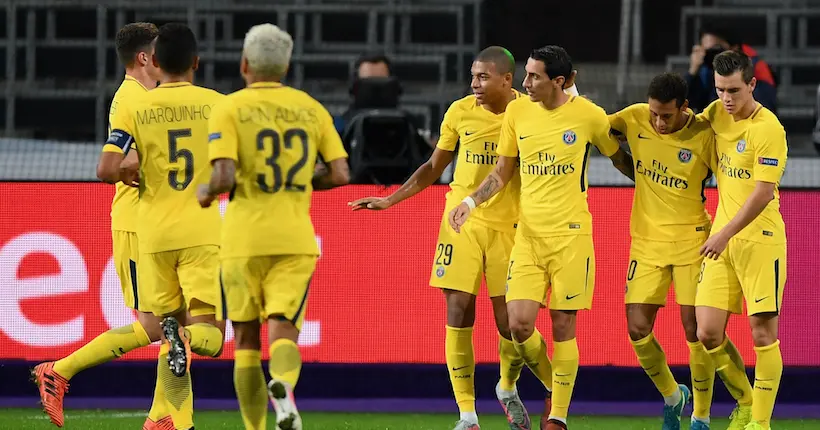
701, 100, 787, 244
208, 82, 348, 258
437, 91, 523, 233
609, 103, 715, 243
108, 82, 223, 253
497, 96, 620, 237
102, 76, 148, 232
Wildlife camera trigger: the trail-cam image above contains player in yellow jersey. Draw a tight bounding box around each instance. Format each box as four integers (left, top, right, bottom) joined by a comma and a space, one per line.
32, 23, 187, 430
108, 22, 227, 429
450, 45, 634, 430
198, 24, 349, 430
609, 72, 718, 430
350, 46, 575, 430
695, 51, 788, 430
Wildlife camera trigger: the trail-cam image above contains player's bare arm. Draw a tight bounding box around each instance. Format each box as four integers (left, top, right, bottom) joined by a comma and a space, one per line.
608, 146, 635, 181
97, 150, 139, 186
313, 157, 350, 190
349, 148, 455, 211
448, 154, 516, 233
700, 180, 776, 259
197, 158, 236, 208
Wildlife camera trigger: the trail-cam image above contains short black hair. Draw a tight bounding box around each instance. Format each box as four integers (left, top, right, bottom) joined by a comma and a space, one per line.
355, 52, 392, 75
155, 23, 197, 75
115, 22, 158, 67
699, 23, 741, 47
713, 50, 754, 83
529, 45, 572, 80
647, 72, 688, 107
475, 46, 515, 75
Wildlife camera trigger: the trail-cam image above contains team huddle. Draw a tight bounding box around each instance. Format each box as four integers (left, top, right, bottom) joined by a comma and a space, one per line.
28, 19, 786, 430
353, 44, 787, 430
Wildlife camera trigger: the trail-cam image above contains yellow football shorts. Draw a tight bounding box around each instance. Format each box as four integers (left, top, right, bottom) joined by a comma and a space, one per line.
112, 230, 147, 311
429, 213, 514, 297
219, 254, 317, 330
139, 245, 220, 318
506, 234, 595, 310
625, 238, 705, 307
695, 238, 787, 315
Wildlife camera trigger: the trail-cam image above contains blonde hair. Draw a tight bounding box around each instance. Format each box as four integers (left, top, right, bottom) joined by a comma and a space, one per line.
243, 24, 293, 78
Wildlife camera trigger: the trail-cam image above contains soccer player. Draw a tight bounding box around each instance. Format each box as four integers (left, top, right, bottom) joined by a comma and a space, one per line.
349, 46, 578, 430
32, 22, 191, 430
695, 50, 787, 430
198, 24, 349, 430
608, 72, 717, 430
450, 45, 633, 430
107, 22, 227, 429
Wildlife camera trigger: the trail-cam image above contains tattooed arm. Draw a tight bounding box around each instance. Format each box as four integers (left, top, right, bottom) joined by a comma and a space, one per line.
449, 155, 517, 233
469, 155, 518, 205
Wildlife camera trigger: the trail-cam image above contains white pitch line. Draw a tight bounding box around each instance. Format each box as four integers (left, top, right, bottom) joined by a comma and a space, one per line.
27, 412, 146, 420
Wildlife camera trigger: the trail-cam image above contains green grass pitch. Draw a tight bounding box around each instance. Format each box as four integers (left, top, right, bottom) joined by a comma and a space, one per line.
5, 409, 820, 429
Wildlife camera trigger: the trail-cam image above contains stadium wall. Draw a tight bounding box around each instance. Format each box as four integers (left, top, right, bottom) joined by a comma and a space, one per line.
1, 183, 819, 405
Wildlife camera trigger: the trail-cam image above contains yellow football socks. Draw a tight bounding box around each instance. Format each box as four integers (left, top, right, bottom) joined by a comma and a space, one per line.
269, 338, 302, 388
53, 321, 151, 380
185, 323, 224, 357
752, 340, 783, 428
512, 328, 553, 391
688, 340, 715, 420
151, 343, 194, 429
707, 337, 753, 406
498, 335, 524, 392
234, 349, 268, 430
631, 333, 679, 400
445, 326, 476, 413
550, 338, 579, 419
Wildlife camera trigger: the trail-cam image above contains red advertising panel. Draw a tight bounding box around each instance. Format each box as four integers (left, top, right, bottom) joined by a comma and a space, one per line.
1, 183, 818, 366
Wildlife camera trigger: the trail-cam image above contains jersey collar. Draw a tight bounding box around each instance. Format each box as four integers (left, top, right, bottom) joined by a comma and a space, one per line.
157, 82, 193, 89
123, 74, 149, 90
249, 82, 284, 89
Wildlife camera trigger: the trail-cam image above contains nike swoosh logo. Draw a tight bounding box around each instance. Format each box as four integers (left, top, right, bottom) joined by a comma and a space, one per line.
555, 373, 572, 377
519, 135, 532, 140
452, 365, 470, 371
566, 293, 581, 300
694, 378, 710, 383
638, 133, 650, 139
755, 296, 769, 303
465, 131, 475, 136
755, 378, 774, 382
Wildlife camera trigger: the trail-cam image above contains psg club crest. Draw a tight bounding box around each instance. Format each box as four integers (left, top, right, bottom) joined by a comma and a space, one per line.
436, 266, 445, 278
562, 130, 577, 145
737, 139, 747, 153
678, 148, 693, 163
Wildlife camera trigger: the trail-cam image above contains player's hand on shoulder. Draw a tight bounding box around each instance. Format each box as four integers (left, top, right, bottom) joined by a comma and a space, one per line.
348, 197, 391, 211
196, 184, 216, 208
448, 202, 471, 233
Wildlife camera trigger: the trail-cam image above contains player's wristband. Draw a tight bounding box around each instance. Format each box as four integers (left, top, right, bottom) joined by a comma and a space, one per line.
462, 196, 477, 210
565, 84, 579, 96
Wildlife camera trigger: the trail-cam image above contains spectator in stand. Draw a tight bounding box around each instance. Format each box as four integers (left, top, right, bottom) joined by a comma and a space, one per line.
687, 25, 777, 113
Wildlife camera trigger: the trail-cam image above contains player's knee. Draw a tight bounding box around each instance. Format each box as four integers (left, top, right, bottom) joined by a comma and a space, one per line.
136, 313, 164, 342
233, 320, 262, 350
680, 313, 699, 343
549, 310, 577, 342
444, 290, 476, 328
696, 326, 723, 350
268, 316, 300, 344
749, 312, 778, 347
509, 318, 534, 343
627, 320, 652, 342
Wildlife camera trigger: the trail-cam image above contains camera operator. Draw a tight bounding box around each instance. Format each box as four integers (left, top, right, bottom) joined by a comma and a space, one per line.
687, 25, 777, 113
